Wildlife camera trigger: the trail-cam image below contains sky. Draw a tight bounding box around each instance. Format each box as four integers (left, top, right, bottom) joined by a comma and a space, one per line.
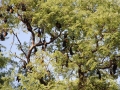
1, 25, 31, 56
0, 24, 31, 86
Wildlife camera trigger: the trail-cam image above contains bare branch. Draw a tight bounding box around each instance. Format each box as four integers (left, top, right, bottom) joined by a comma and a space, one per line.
10, 33, 15, 52
13, 31, 27, 58
10, 51, 27, 64
15, 54, 27, 63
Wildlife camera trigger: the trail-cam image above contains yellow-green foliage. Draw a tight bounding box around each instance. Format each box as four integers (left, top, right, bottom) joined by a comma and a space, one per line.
0, 0, 120, 90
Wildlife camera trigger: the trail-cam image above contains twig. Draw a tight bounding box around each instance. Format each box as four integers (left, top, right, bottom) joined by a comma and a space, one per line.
10, 50, 27, 64
10, 33, 15, 52
12, 31, 27, 59
15, 54, 27, 63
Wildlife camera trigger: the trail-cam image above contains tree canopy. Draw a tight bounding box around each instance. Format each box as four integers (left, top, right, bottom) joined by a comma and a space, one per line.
0, 0, 120, 90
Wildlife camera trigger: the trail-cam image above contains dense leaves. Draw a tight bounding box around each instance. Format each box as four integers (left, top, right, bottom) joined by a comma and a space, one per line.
0, 0, 120, 90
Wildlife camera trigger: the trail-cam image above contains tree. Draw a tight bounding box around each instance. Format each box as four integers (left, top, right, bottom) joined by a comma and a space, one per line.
0, 45, 17, 89
0, 0, 120, 89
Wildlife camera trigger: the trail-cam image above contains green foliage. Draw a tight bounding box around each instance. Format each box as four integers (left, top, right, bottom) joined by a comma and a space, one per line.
0, 0, 120, 90
0, 55, 9, 68
0, 54, 13, 89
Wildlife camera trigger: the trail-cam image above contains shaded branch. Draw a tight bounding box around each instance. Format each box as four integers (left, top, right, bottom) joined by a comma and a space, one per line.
36, 31, 62, 46
17, 13, 63, 63
27, 31, 63, 63
98, 55, 120, 69
17, 13, 36, 63
25, 22, 35, 45
98, 59, 113, 69
17, 13, 35, 45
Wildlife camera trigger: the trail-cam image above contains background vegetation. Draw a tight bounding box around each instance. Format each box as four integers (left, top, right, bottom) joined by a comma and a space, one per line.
0, 0, 120, 90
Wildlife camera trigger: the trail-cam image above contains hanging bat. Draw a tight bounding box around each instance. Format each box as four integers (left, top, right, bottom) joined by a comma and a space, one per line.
7, 6, 14, 13
37, 29, 41, 37
56, 21, 61, 29
113, 63, 117, 74
0, 14, 2, 17
69, 47, 74, 55
97, 69, 101, 79
16, 76, 21, 82
0, 34, 5, 41
4, 17, 7, 23
21, 3, 26, 11
3, 32, 8, 37
33, 47, 37, 54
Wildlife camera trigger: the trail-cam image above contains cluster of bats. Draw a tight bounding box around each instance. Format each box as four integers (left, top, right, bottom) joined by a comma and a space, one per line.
97, 63, 117, 79
55, 22, 74, 56
62, 32, 74, 55
55, 22, 118, 80
0, 32, 8, 41
7, 3, 26, 13
0, 3, 26, 41
1, 3, 117, 82
2, 3, 26, 23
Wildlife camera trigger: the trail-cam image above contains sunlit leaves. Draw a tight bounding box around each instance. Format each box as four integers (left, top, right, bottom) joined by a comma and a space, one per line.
1, 0, 120, 89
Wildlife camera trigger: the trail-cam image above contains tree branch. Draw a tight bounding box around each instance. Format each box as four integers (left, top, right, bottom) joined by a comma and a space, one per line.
10, 51, 27, 64
25, 22, 35, 45
17, 13, 35, 45
17, 13, 63, 63
36, 31, 62, 46
98, 59, 113, 69
13, 32, 27, 59
15, 54, 27, 64
27, 31, 62, 63
10, 33, 15, 52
